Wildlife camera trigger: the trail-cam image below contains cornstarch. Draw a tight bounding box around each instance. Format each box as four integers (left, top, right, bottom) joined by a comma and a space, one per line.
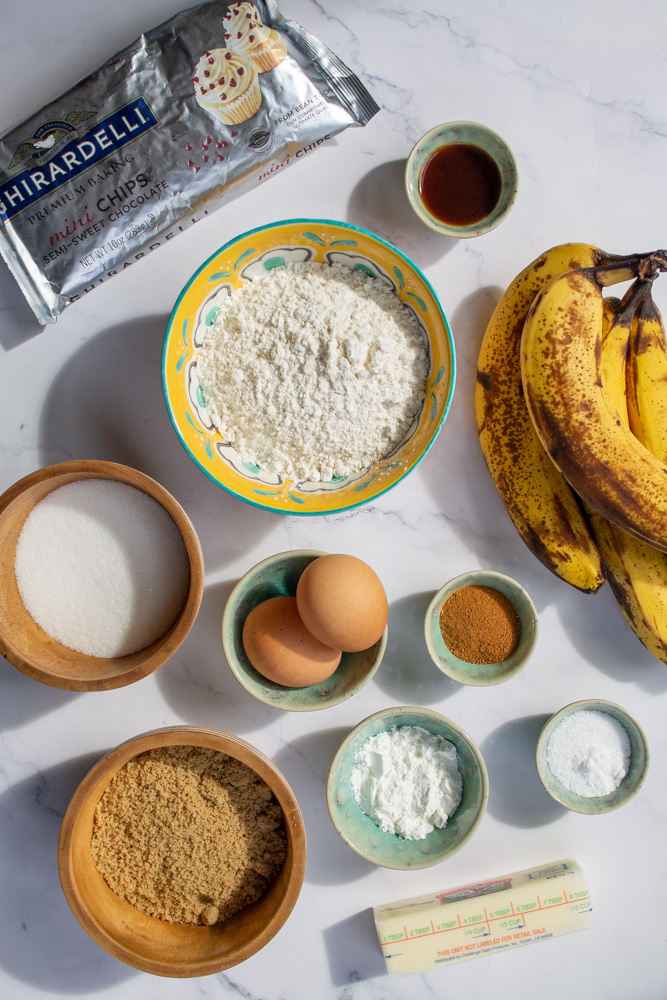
351, 725, 462, 840
14, 479, 190, 658
546, 709, 631, 797
196, 262, 429, 482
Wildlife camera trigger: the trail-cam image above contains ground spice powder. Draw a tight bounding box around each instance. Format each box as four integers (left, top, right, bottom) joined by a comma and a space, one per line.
439, 584, 521, 664
90, 746, 287, 925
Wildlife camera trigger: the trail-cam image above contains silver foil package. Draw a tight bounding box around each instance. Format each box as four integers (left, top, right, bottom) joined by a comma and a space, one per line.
0, 0, 379, 324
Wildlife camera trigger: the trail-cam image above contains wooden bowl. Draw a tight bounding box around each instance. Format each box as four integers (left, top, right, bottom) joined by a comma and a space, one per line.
58, 726, 307, 978
0, 460, 204, 690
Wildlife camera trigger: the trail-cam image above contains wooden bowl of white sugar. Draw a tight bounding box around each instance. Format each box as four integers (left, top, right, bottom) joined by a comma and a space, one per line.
0, 460, 204, 690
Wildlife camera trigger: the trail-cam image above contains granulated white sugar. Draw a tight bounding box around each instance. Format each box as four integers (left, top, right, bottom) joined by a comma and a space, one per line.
196, 262, 429, 482
14, 479, 190, 658
546, 709, 631, 797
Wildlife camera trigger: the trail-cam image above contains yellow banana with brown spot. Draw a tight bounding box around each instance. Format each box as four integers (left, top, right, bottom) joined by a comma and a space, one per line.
584, 279, 667, 663
586, 504, 667, 664
476, 242, 618, 593
626, 288, 667, 462
599, 282, 650, 417
599, 294, 625, 414
521, 255, 667, 552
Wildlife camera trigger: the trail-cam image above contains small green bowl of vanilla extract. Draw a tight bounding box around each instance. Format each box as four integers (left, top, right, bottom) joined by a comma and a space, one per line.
405, 121, 519, 238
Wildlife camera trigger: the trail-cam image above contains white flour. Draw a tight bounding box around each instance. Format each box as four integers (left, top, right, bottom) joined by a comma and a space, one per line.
197, 262, 428, 482
546, 709, 631, 797
351, 725, 463, 840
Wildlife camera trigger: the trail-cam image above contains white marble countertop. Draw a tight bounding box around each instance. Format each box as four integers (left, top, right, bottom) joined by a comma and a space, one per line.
2, 1, 667, 998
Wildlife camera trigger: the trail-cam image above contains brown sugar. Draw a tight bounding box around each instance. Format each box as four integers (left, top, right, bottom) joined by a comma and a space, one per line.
439, 584, 522, 664
90, 746, 287, 925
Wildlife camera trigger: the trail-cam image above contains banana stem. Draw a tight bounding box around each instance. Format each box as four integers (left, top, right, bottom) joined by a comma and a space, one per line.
637, 283, 661, 324
649, 249, 667, 271
586, 251, 667, 288
639, 251, 667, 278
616, 276, 654, 320
597, 248, 667, 269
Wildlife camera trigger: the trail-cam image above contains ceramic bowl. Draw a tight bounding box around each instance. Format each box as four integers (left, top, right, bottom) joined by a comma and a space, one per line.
0, 460, 204, 691
535, 699, 650, 814
405, 121, 519, 238
424, 570, 538, 686
163, 218, 455, 515
326, 707, 488, 869
222, 549, 387, 712
58, 725, 306, 978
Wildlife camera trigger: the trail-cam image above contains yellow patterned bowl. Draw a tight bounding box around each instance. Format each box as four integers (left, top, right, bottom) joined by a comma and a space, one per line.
162, 219, 455, 515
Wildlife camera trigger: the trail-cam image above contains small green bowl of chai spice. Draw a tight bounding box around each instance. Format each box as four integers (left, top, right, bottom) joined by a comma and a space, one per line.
424, 570, 538, 686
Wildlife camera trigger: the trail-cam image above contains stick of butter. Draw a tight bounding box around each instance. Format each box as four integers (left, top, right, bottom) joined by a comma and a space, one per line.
373, 858, 592, 977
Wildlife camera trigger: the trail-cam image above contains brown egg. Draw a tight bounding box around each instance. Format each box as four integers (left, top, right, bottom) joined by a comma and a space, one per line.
296, 554, 388, 652
242, 595, 342, 687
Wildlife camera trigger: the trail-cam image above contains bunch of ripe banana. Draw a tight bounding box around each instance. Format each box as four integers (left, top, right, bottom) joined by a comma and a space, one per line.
476, 242, 667, 663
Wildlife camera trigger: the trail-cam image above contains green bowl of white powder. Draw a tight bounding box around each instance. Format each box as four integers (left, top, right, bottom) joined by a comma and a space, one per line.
326, 707, 488, 869
535, 699, 650, 814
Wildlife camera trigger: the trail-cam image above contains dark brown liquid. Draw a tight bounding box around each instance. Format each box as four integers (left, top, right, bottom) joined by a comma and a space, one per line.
419, 143, 502, 226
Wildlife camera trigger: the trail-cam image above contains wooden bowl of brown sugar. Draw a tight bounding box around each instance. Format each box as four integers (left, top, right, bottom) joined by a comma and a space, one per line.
424, 570, 538, 686
58, 726, 307, 977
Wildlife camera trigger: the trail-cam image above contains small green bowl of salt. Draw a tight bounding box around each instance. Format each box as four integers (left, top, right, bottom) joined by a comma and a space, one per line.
535, 699, 650, 814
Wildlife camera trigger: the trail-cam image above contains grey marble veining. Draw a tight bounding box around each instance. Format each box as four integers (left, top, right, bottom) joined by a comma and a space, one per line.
1, 1, 667, 998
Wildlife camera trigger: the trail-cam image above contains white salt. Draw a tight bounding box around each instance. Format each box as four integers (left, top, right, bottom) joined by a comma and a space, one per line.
546, 709, 631, 797
14, 479, 190, 658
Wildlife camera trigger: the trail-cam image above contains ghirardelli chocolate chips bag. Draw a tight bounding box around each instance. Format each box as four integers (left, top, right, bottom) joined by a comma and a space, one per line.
0, 1, 378, 323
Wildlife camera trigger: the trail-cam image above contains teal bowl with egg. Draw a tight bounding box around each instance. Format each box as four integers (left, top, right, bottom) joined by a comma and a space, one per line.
535, 699, 650, 814
326, 707, 488, 869
222, 549, 387, 712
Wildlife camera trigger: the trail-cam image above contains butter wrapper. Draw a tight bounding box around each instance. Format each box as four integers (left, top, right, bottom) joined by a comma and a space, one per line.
374, 858, 593, 977
0, 0, 378, 323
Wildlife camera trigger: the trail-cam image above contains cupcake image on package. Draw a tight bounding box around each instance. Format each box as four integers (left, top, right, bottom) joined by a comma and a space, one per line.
193, 48, 261, 125
223, 1, 287, 73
